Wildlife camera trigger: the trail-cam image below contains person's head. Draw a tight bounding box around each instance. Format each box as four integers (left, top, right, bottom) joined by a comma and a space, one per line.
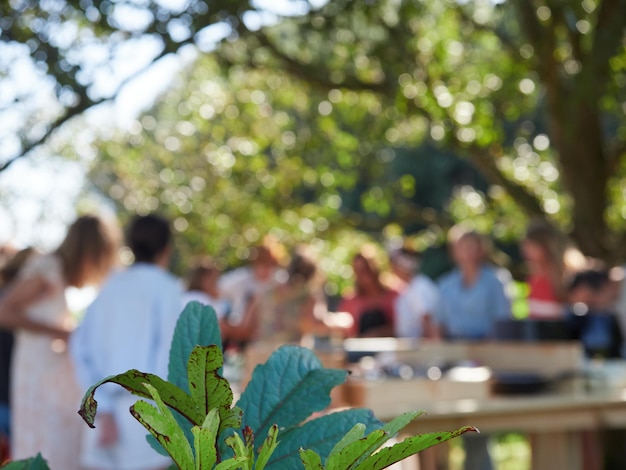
0, 247, 37, 287
448, 226, 487, 270
522, 221, 565, 270
186, 258, 220, 297
249, 236, 282, 282
287, 246, 318, 286
56, 215, 120, 288
389, 247, 420, 282
352, 245, 385, 295
126, 214, 172, 265
568, 269, 611, 310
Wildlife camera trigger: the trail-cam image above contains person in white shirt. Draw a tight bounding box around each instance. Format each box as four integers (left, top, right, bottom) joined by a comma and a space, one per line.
71, 214, 183, 470
390, 247, 441, 339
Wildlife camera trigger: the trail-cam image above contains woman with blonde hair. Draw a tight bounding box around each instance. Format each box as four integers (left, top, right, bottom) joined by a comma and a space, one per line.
0, 215, 119, 469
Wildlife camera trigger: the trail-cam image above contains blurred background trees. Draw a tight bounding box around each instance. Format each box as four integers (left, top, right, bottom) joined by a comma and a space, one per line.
1, 0, 625, 281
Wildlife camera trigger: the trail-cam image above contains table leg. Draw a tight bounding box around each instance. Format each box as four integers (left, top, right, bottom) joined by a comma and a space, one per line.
530, 431, 586, 470
418, 441, 449, 470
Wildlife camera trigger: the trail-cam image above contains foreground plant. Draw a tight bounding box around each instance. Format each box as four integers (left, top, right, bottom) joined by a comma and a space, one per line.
3, 302, 475, 469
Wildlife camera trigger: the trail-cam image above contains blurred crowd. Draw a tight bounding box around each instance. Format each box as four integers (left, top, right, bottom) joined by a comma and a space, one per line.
0, 213, 625, 469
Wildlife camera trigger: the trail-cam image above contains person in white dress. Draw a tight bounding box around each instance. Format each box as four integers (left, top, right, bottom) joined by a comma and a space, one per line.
71, 214, 183, 470
0, 215, 119, 469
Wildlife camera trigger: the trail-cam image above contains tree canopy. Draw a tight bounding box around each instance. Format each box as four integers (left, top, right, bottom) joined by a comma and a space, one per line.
2, 0, 625, 263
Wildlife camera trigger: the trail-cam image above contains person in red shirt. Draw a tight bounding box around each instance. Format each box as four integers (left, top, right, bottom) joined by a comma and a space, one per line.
338, 246, 398, 337
521, 222, 567, 319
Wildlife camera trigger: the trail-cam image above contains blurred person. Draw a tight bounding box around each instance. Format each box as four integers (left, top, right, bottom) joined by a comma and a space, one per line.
338, 245, 398, 338
71, 214, 182, 470
610, 265, 626, 341
0, 216, 119, 469
218, 237, 284, 325
0, 248, 36, 453
390, 247, 441, 340
182, 257, 229, 319
521, 221, 567, 319
437, 227, 511, 470
437, 228, 511, 340
566, 268, 623, 359
254, 245, 329, 344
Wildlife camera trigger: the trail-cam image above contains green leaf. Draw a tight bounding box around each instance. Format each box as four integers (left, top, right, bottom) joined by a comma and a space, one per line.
214, 456, 250, 470
187, 345, 241, 434
237, 346, 348, 446
192, 426, 217, 470
78, 370, 203, 428
299, 449, 323, 470
255, 424, 280, 470
267, 408, 383, 468
191, 408, 220, 470
328, 423, 366, 457
130, 383, 195, 470
147, 410, 195, 457
1, 453, 50, 469
225, 431, 253, 468
353, 426, 478, 470
202, 407, 222, 433
169, 302, 223, 393
325, 429, 387, 469
325, 412, 425, 469
192, 408, 221, 470
381, 411, 424, 438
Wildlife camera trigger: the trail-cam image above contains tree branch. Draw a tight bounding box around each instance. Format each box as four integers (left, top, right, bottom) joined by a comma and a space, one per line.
465, 145, 546, 219
584, 0, 626, 90
0, 35, 195, 172
253, 31, 393, 94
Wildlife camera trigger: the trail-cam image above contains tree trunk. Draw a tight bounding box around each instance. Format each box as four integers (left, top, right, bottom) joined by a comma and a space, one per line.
553, 101, 610, 259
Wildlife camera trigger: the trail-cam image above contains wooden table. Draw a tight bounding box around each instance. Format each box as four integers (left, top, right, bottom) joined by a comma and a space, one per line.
340, 341, 626, 469
373, 390, 626, 470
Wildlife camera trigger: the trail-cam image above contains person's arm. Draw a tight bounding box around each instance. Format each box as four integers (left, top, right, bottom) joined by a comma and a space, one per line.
361, 324, 395, 338
68, 291, 121, 447
492, 275, 513, 319
421, 280, 443, 340
435, 279, 450, 339
394, 294, 419, 339
0, 276, 69, 339
220, 294, 259, 342
299, 294, 329, 337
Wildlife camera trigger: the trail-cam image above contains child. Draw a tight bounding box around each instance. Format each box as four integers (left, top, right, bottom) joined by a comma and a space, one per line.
71, 214, 183, 470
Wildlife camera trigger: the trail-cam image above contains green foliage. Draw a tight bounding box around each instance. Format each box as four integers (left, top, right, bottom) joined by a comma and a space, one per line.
237, 346, 348, 444
2, 0, 625, 260
0, 453, 49, 470
4, 302, 473, 469
87, 303, 472, 468
168, 301, 224, 393
81, 0, 626, 262
300, 412, 475, 470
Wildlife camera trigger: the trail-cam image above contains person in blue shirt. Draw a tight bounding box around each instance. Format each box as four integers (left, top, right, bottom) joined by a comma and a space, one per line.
437, 227, 512, 470
437, 228, 511, 340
